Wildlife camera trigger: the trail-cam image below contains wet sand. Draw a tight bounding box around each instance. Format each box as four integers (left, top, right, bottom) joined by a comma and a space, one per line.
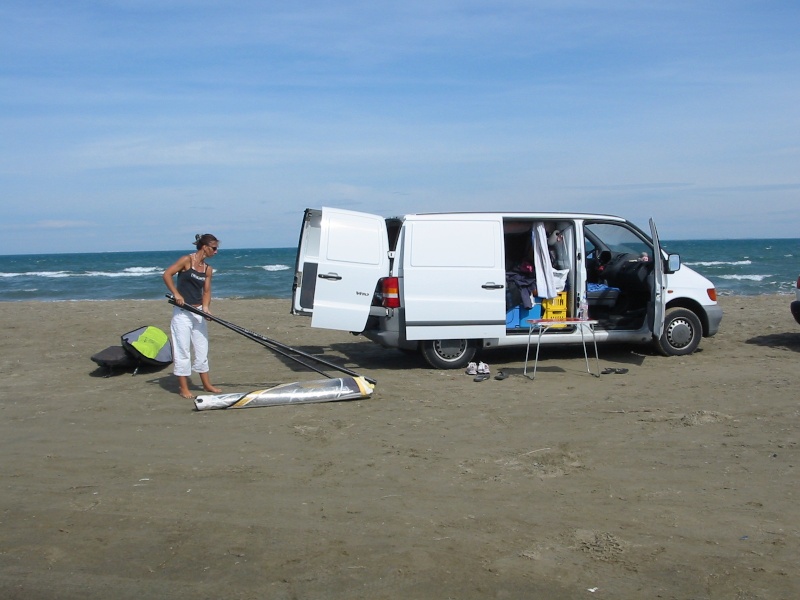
1, 295, 798, 599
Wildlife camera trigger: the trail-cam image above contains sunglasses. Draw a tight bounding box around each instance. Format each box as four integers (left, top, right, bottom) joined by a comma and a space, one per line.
207, 246, 219, 252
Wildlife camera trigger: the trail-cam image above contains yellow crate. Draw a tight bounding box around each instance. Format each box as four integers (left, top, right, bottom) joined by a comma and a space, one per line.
542, 307, 567, 319
541, 307, 567, 328
542, 291, 567, 311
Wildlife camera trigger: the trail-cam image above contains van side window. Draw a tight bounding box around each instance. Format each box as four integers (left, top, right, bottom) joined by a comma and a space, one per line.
585, 222, 652, 260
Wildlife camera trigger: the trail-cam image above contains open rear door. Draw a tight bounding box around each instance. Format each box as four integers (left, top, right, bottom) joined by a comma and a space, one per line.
401, 215, 506, 340
292, 207, 389, 332
648, 218, 666, 339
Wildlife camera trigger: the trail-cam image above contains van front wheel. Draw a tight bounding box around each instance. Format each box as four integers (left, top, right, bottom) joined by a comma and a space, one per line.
420, 339, 476, 369
655, 307, 702, 356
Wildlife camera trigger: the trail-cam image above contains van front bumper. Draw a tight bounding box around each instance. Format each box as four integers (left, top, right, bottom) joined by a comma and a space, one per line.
705, 304, 723, 337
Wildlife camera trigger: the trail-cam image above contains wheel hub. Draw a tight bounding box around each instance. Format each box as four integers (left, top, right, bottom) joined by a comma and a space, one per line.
667, 319, 692, 347
434, 339, 468, 359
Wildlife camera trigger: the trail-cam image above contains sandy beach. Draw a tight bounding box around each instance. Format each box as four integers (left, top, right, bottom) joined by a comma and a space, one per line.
1, 295, 798, 599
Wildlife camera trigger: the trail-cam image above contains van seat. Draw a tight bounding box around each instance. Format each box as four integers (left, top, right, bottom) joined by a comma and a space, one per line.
587, 282, 620, 307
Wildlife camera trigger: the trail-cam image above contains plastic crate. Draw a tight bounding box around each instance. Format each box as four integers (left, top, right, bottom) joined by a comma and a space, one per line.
542, 291, 567, 312
542, 308, 567, 320
505, 303, 542, 328
538, 292, 568, 327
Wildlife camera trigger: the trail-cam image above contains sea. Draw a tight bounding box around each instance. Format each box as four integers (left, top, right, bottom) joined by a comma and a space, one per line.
0, 239, 797, 302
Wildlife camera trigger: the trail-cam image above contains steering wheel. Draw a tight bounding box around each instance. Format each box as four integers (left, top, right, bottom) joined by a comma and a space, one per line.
588, 249, 613, 283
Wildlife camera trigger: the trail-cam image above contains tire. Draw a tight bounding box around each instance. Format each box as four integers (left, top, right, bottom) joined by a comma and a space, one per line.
419, 339, 477, 369
655, 307, 702, 356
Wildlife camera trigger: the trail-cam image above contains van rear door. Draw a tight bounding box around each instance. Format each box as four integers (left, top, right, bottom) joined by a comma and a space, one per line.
292, 207, 390, 332
401, 215, 506, 340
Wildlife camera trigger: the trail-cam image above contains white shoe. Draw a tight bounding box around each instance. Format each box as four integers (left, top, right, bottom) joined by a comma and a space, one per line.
477, 362, 490, 375
465, 362, 478, 375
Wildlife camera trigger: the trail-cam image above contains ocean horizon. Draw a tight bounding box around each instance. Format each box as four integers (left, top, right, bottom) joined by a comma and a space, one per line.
0, 238, 797, 302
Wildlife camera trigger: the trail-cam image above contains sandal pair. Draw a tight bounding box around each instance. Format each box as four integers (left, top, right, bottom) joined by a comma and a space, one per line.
476, 368, 511, 382
601, 367, 629, 375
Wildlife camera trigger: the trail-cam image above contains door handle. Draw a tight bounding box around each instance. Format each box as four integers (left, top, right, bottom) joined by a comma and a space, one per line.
482, 283, 504, 290
318, 273, 342, 281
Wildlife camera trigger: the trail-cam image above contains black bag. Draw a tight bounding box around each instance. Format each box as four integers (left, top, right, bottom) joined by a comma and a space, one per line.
91, 325, 172, 377
90, 345, 138, 376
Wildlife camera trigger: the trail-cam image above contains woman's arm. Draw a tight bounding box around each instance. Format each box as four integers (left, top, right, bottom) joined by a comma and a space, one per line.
202, 266, 214, 314
163, 255, 191, 305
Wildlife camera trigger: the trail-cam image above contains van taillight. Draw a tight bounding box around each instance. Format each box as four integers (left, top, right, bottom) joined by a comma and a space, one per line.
381, 277, 400, 308
707, 288, 717, 301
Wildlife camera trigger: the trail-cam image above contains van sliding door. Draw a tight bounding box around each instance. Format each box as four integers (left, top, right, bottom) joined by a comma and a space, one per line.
402, 216, 506, 340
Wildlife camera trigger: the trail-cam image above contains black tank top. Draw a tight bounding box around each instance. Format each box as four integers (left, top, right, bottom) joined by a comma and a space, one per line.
176, 264, 207, 306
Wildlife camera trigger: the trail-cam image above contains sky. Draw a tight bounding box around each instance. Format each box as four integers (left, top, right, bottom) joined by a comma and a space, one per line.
2, 1, 799, 254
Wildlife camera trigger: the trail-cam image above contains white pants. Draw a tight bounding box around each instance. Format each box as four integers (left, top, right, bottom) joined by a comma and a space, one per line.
171, 307, 210, 376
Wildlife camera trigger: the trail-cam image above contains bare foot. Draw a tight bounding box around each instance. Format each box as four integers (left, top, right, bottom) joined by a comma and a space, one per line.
178, 390, 196, 399
199, 373, 219, 394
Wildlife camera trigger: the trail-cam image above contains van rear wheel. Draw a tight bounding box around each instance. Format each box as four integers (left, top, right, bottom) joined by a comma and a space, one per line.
420, 339, 476, 369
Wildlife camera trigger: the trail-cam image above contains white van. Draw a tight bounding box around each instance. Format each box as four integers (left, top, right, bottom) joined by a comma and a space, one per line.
291, 208, 723, 369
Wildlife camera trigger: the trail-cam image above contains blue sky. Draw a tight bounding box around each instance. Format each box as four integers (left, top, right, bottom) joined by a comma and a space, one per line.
2, 1, 799, 254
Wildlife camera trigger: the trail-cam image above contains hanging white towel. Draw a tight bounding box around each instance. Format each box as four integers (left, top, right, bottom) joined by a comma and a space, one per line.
532, 223, 557, 299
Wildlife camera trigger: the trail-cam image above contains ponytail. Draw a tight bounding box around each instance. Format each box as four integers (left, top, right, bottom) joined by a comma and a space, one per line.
193, 233, 219, 249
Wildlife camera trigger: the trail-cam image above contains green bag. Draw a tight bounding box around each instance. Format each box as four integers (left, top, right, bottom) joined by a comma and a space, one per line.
121, 326, 173, 365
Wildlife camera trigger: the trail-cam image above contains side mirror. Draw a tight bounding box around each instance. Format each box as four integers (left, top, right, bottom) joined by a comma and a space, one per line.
666, 253, 681, 273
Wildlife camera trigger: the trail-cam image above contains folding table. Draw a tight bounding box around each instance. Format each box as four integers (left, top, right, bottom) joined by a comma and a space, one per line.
523, 318, 600, 379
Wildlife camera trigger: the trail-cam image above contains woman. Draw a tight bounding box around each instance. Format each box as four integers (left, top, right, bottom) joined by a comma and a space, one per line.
163, 233, 222, 399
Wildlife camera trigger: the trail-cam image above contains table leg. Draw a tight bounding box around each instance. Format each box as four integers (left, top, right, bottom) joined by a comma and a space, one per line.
523, 324, 534, 377
533, 327, 546, 379
589, 324, 600, 377
579, 323, 590, 374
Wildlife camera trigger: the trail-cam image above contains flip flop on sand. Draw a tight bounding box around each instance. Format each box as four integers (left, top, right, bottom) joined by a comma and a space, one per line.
494, 371, 509, 380
473, 374, 490, 382
601, 367, 629, 375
